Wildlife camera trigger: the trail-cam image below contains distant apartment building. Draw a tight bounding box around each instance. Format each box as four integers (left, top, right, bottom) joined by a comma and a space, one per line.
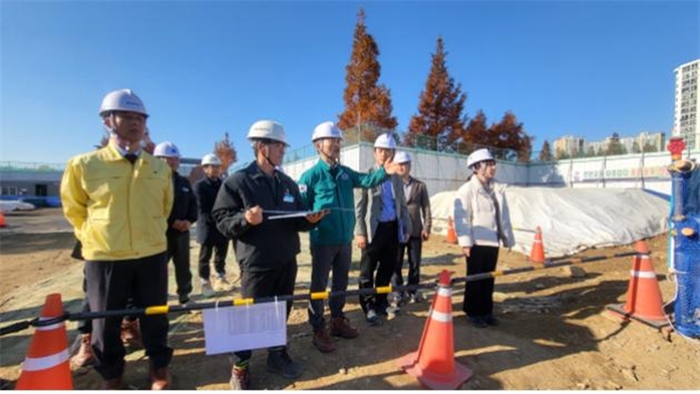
553, 135, 585, 157
553, 131, 665, 158
674, 59, 699, 150
619, 131, 666, 153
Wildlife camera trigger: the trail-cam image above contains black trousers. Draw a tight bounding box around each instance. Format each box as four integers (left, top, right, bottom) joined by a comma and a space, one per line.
167, 231, 193, 302
463, 245, 500, 317
393, 236, 423, 294
198, 241, 229, 280
234, 260, 298, 362
85, 253, 172, 380
359, 221, 399, 314
78, 265, 137, 335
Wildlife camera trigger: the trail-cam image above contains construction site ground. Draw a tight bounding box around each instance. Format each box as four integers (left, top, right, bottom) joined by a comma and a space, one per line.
0, 208, 698, 390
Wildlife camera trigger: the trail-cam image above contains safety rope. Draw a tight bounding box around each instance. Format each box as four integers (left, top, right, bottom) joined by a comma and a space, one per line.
0, 250, 642, 336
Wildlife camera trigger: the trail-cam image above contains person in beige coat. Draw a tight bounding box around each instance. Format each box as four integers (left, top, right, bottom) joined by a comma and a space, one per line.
453, 149, 514, 328
355, 134, 411, 325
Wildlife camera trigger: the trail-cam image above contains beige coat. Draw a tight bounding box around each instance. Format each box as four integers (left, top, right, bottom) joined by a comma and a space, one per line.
453, 175, 514, 249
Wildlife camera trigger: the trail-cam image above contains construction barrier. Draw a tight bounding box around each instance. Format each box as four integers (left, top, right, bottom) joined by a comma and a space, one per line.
398, 270, 472, 389
16, 293, 73, 390
0, 249, 643, 337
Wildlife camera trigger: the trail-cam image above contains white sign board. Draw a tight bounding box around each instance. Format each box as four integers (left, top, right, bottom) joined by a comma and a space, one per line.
202, 301, 287, 355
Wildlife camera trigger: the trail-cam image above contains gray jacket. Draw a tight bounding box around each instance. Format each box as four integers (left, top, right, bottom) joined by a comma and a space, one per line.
404, 176, 432, 238
354, 167, 412, 244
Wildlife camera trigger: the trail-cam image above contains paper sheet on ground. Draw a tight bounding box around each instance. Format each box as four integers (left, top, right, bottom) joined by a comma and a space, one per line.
202, 301, 286, 355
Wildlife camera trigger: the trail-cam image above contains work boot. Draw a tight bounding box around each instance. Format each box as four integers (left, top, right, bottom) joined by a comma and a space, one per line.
266, 348, 303, 379
468, 316, 488, 329
484, 314, 500, 326
120, 319, 143, 349
229, 363, 250, 390
70, 333, 95, 368
312, 326, 336, 353
102, 375, 124, 390
201, 280, 215, 297
365, 309, 381, 326
410, 291, 425, 304
330, 316, 359, 339
149, 367, 172, 390
215, 276, 234, 292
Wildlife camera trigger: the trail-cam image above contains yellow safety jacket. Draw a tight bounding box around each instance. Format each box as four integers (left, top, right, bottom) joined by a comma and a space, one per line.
61, 143, 173, 261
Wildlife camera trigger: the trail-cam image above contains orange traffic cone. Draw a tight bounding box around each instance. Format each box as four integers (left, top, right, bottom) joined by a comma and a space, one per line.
16, 294, 73, 389
446, 216, 457, 244
606, 254, 669, 329
398, 270, 473, 389
0, 210, 6, 228
634, 239, 650, 254
529, 226, 545, 264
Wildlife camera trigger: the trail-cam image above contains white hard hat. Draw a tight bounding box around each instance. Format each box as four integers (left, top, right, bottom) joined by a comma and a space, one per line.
374, 133, 396, 149
201, 154, 222, 166
467, 148, 494, 168
99, 89, 148, 118
312, 121, 343, 142
247, 120, 288, 146
394, 151, 411, 164
153, 141, 181, 158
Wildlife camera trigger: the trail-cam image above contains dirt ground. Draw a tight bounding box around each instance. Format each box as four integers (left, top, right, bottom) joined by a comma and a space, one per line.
0, 208, 699, 390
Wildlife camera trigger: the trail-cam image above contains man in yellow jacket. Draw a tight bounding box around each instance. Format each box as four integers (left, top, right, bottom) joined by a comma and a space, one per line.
61, 89, 173, 390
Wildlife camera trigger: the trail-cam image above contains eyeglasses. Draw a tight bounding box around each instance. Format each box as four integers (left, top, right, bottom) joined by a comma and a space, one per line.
483, 160, 497, 167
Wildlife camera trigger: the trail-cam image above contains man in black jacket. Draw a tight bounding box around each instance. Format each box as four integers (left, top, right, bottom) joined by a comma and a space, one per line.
212, 120, 327, 390
193, 153, 232, 297
154, 142, 198, 305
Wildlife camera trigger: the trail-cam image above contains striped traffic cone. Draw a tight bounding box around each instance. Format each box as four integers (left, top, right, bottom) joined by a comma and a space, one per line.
16, 293, 73, 389
398, 270, 473, 389
529, 226, 545, 265
446, 216, 457, 244
607, 254, 669, 329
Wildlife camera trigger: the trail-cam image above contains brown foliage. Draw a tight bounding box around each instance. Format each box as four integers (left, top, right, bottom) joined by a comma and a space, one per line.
337, 8, 398, 143
463, 110, 490, 148
539, 140, 553, 161
214, 132, 237, 174
406, 37, 467, 151
487, 112, 532, 161
463, 110, 532, 161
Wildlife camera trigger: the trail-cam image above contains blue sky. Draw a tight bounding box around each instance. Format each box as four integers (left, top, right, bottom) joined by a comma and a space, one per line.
1, 0, 698, 166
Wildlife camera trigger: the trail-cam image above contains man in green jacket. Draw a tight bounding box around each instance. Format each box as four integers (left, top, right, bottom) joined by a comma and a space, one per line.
298, 121, 399, 353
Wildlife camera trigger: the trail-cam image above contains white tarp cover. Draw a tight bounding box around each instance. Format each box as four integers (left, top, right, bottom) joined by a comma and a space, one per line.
0, 200, 35, 212
430, 187, 669, 258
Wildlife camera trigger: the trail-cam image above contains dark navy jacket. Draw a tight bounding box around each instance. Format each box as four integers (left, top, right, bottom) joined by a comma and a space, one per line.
212, 162, 316, 272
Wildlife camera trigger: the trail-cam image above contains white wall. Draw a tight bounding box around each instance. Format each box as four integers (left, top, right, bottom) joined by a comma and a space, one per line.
283, 144, 699, 197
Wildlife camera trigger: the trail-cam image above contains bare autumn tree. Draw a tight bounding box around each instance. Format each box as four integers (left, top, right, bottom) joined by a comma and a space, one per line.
337, 8, 397, 144
214, 132, 237, 174
487, 111, 532, 162
406, 36, 467, 151
539, 140, 553, 161
463, 109, 490, 150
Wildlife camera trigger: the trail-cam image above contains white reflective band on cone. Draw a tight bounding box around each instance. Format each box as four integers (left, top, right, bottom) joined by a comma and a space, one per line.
630, 270, 656, 279
35, 322, 64, 331
430, 310, 452, 323
21, 349, 70, 371
437, 287, 452, 297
